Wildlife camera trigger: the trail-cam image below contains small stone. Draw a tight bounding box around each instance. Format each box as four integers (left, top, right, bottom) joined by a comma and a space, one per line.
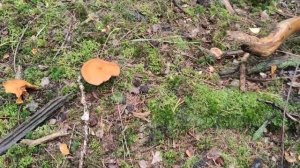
38, 65, 48, 70
259, 72, 267, 79
139, 85, 149, 94
130, 87, 140, 94
230, 79, 240, 88
251, 158, 263, 168
41, 77, 50, 88
49, 118, 57, 125
81, 113, 89, 121
233, 59, 240, 65
260, 10, 270, 21
26, 101, 39, 112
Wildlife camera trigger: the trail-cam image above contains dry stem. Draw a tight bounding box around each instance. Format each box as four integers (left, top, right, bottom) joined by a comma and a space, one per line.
281, 63, 299, 167
77, 76, 90, 168
20, 131, 69, 147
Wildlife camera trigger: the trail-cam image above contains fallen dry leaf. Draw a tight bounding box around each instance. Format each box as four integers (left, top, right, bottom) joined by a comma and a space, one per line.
285, 152, 297, 163
185, 149, 192, 157
210, 47, 223, 59
298, 155, 300, 161
287, 81, 300, 88
3, 53, 9, 59
31, 48, 38, 55
59, 143, 70, 156
3, 79, 37, 104
151, 151, 162, 164
249, 28, 261, 34
271, 65, 277, 76
132, 112, 150, 122
208, 66, 215, 73
206, 148, 224, 166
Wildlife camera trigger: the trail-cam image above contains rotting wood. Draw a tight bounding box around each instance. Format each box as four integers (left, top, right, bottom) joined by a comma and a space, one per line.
0, 94, 72, 155
219, 54, 300, 76
228, 17, 300, 57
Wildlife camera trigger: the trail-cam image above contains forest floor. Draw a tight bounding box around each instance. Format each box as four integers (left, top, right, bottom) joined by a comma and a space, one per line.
0, 0, 300, 168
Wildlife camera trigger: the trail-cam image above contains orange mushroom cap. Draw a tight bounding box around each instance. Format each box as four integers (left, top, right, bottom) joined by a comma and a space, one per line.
81, 58, 120, 85
3, 79, 36, 104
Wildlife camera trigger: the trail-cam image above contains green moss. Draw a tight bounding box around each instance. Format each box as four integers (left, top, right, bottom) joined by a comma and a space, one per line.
208, 3, 238, 49
163, 150, 179, 167
145, 47, 163, 74
0, 144, 37, 168
149, 81, 283, 138
182, 156, 199, 168
0, 104, 30, 137
26, 124, 55, 139
24, 67, 44, 85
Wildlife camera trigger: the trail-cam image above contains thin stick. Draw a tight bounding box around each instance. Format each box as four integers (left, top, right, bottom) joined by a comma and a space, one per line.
223, 50, 244, 57
281, 63, 299, 167
240, 53, 250, 92
44, 147, 58, 163
117, 105, 133, 165
77, 76, 90, 168
68, 124, 76, 149
172, 0, 188, 15
278, 50, 300, 57
20, 131, 69, 147
13, 14, 41, 72
131, 38, 200, 44
13, 25, 29, 73
221, 0, 235, 14
53, 14, 74, 58
98, 28, 121, 57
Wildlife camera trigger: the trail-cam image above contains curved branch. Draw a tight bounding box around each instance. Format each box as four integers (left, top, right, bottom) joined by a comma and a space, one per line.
228, 17, 300, 57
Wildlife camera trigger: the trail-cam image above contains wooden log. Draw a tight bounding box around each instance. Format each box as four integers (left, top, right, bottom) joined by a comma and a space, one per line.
228, 17, 300, 57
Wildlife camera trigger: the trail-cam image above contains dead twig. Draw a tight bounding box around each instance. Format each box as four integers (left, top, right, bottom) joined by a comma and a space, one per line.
77, 76, 90, 168
240, 53, 250, 92
117, 105, 133, 166
13, 14, 41, 73
222, 50, 245, 57
172, 0, 188, 15
220, 0, 235, 14
281, 63, 299, 167
53, 14, 75, 58
257, 99, 299, 122
278, 50, 300, 57
20, 131, 69, 147
68, 124, 76, 149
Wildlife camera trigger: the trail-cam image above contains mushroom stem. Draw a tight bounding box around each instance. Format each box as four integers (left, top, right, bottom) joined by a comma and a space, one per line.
228, 17, 300, 57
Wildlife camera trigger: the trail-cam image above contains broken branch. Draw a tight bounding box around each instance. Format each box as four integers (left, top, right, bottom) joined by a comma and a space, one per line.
20, 131, 69, 147
221, 0, 235, 14
228, 17, 300, 57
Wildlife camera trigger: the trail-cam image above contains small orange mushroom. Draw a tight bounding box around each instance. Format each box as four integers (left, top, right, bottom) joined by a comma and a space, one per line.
81, 58, 120, 85
3, 79, 37, 104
